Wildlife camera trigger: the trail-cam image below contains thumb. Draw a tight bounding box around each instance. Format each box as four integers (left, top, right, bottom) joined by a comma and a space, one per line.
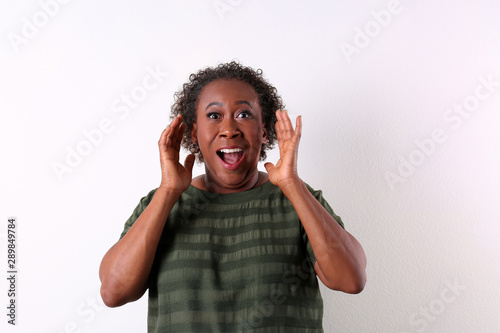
184, 154, 196, 175
264, 162, 275, 174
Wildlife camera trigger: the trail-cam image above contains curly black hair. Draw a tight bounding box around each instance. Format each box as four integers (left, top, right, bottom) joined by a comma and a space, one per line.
171, 61, 285, 161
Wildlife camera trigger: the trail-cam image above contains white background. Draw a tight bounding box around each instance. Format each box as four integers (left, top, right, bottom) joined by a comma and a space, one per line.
1, 0, 500, 332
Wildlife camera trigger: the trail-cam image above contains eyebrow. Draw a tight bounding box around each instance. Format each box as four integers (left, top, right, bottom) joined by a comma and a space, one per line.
204, 100, 252, 111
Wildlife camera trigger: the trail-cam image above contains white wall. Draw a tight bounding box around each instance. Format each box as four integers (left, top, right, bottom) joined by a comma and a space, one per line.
1, 1, 499, 332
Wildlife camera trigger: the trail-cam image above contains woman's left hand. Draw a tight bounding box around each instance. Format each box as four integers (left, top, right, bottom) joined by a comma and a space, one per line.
265, 110, 302, 189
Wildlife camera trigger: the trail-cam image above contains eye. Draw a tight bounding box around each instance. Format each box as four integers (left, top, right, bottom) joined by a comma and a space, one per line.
207, 112, 220, 120
237, 110, 252, 119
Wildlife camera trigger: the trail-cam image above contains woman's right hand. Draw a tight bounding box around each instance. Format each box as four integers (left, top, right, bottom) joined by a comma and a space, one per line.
158, 114, 196, 193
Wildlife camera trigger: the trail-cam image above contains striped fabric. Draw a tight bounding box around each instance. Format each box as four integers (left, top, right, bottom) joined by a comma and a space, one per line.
120, 181, 344, 332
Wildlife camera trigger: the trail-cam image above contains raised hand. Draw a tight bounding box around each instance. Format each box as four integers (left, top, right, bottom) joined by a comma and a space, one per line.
158, 115, 195, 193
264, 110, 302, 189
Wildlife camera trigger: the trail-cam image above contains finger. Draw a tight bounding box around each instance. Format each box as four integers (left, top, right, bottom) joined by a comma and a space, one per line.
276, 109, 289, 143
274, 110, 282, 147
174, 122, 186, 147
168, 115, 185, 148
292, 115, 302, 146
184, 154, 196, 175
284, 116, 301, 162
167, 115, 181, 137
164, 117, 177, 145
264, 162, 275, 174
170, 114, 183, 126
275, 109, 282, 140
159, 126, 179, 166
275, 110, 286, 155
159, 125, 171, 150
160, 116, 183, 161
281, 110, 295, 141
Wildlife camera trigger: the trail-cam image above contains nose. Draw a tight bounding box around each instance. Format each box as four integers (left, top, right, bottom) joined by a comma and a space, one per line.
219, 117, 241, 139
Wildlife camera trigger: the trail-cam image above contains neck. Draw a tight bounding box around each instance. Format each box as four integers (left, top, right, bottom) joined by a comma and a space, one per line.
201, 170, 268, 194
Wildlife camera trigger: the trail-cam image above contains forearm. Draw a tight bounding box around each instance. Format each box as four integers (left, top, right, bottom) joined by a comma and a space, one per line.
99, 186, 181, 307
281, 180, 367, 293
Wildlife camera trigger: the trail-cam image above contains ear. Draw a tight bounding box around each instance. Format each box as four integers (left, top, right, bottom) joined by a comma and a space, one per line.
261, 123, 268, 144
191, 122, 198, 144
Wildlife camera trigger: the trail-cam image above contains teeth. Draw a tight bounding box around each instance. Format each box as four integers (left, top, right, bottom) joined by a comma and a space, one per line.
219, 148, 243, 153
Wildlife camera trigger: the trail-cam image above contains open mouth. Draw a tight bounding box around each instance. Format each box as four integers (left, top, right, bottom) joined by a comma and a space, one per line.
217, 148, 244, 166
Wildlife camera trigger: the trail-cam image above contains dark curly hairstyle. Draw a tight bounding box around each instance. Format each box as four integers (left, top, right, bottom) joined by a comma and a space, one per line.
171, 61, 285, 161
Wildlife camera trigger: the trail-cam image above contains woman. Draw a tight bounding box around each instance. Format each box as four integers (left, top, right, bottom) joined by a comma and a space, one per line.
99, 61, 366, 332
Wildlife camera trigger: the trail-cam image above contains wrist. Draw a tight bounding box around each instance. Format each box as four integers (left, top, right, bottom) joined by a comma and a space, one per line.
278, 176, 305, 197
156, 184, 185, 199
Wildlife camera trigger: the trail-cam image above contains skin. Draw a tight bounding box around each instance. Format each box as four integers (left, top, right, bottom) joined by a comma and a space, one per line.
99, 78, 367, 308
190, 79, 269, 193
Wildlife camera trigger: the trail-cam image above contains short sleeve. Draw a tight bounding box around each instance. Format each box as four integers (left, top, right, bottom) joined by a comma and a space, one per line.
302, 183, 345, 265
119, 188, 157, 239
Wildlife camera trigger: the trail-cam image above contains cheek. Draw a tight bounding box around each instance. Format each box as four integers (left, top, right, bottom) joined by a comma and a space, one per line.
250, 124, 266, 142
197, 126, 216, 149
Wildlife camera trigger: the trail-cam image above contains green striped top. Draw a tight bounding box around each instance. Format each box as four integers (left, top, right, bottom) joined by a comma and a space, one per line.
120, 180, 344, 332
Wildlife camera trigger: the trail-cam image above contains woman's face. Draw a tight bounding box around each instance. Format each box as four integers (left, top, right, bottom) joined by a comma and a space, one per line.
192, 79, 268, 191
